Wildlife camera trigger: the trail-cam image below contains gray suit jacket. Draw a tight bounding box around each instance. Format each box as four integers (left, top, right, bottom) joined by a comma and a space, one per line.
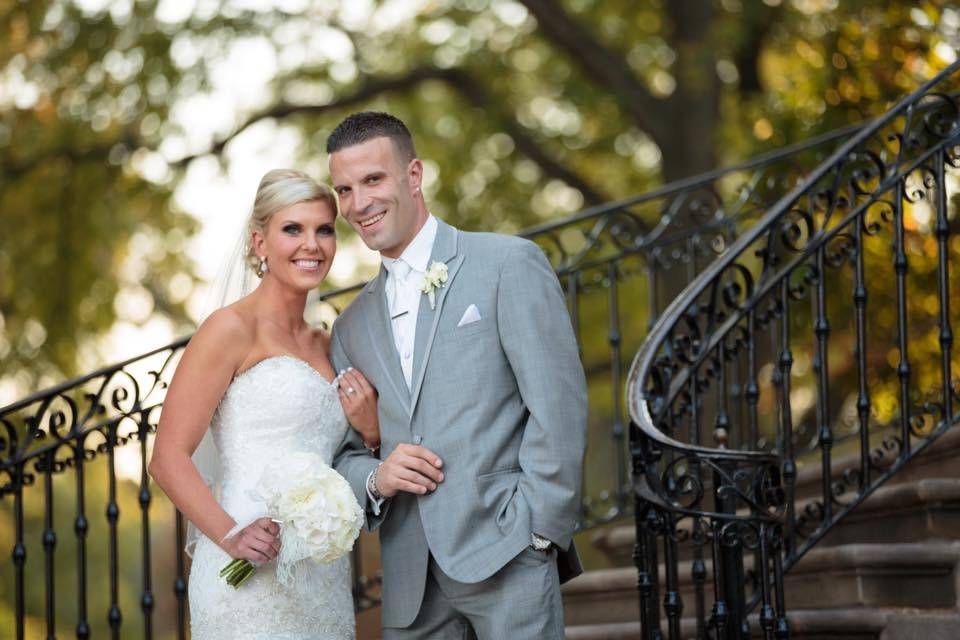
331, 220, 587, 628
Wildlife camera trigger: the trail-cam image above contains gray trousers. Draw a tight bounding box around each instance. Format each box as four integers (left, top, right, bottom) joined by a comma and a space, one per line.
383, 547, 565, 640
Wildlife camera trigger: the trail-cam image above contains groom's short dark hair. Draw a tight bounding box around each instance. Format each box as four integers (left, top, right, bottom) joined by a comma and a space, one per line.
326, 112, 417, 163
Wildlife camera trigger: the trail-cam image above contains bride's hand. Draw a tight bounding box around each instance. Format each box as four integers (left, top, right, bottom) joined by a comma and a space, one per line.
337, 367, 380, 448
221, 517, 281, 563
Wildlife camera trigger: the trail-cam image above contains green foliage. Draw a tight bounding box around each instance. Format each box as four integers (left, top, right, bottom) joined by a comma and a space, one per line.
0, 0, 198, 386
1, 0, 955, 387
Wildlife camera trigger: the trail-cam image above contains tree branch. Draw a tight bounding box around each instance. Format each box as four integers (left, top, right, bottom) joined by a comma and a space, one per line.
170, 65, 614, 206
514, 0, 669, 141
170, 66, 459, 168
442, 68, 609, 205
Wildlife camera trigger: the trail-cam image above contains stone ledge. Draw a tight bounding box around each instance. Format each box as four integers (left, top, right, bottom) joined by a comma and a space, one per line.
562, 542, 960, 626
565, 607, 960, 639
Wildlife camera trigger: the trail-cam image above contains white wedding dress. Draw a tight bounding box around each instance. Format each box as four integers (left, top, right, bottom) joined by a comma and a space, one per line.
188, 356, 355, 639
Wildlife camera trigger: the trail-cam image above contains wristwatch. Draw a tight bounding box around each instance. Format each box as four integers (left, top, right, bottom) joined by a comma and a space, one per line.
530, 532, 553, 552
367, 463, 384, 501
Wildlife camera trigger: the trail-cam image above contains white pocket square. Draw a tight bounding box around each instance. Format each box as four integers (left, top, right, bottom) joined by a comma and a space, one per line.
457, 304, 482, 327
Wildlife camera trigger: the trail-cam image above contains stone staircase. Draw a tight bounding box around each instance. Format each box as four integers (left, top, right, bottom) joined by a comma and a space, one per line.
562, 428, 960, 639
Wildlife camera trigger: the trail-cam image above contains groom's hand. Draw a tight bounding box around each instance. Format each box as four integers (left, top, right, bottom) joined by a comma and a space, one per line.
376, 444, 444, 498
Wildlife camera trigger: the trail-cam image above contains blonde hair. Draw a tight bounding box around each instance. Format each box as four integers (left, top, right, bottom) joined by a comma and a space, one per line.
245, 169, 339, 271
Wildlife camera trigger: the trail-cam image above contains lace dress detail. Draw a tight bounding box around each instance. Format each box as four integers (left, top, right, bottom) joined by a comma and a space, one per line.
188, 356, 355, 640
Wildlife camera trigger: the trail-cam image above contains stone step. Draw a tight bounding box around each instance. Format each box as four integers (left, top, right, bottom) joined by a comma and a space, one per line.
562, 542, 960, 628
565, 607, 960, 640
793, 426, 960, 499
815, 477, 960, 546
591, 478, 960, 566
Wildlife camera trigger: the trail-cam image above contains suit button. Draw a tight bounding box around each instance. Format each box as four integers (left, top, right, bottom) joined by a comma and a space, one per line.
413, 435, 423, 444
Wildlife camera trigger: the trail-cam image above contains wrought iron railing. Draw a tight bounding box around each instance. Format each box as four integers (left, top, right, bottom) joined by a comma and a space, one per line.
0, 114, 871, 638
627, 61, 960, 639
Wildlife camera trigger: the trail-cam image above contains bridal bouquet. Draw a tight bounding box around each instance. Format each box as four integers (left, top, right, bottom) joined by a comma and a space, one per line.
220, 452, 364, 588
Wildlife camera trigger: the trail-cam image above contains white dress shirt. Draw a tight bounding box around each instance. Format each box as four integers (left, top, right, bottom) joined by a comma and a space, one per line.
366, 215, 438, 514
381, 215, 438, 388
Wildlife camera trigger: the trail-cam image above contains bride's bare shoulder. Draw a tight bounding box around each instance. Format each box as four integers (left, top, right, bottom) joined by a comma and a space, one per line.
191, 306, 255, 356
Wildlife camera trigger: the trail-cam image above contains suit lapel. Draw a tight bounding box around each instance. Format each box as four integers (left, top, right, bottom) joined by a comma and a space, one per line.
408, 220, 465, 419
362, 267, 411, 412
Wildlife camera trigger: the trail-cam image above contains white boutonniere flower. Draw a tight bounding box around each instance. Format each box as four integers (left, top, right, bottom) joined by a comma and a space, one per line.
420, 261, 448, 310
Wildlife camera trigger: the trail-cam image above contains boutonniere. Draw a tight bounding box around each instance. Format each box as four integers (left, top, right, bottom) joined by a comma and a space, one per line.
420, 261, 448, 310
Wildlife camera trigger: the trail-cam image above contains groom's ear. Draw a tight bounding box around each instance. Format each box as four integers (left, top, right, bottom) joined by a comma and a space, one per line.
407, 158, 423, 195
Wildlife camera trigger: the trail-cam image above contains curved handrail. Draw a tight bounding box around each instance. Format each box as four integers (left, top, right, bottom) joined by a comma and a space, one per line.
626, 60, 960, 460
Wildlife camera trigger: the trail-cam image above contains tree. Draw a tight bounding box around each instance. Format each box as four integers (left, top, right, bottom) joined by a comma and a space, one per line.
1, 0, 954, 386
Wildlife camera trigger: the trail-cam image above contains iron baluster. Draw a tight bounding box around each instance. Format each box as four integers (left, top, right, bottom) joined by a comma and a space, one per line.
43, 449, 56, 640
635, 499, 659, 640
139, 414, 155, 639
717, 502, 748, 639
645, 506, 664, 640
662, 512, 682, 639
709, 519, 727, 640
757, 525, 774, 640
853, 209, 871, 492
691, 518, 708, 640
608, 262, 627, 513
729, 346, 743, 451
778, 280, 797, 555
106, 421, 122, 639
13, 463, 26, 640
174, 511, 187, 640
893, 177, 912, 455
715, 343, 730, 450
814, 244, 833, 525
771, 531, 789, 639
746, 309, 759, 452
935, 149, 954, 425
75, 435, 91, 639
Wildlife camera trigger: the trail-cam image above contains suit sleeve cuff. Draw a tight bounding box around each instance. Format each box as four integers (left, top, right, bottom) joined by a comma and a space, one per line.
531, 518, 574, 551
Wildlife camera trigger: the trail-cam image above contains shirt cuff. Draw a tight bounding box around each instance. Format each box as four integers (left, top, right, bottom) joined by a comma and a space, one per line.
365, 469, 386, 516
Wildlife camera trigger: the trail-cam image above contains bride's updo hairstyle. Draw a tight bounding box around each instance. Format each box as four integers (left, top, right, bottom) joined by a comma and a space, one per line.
245, 169, 339, 273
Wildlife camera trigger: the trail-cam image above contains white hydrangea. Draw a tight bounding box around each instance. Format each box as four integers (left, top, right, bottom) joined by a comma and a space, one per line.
254, 452, 363, 586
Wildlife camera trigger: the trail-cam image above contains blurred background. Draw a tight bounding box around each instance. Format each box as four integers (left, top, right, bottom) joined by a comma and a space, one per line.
1, 0, 959, 637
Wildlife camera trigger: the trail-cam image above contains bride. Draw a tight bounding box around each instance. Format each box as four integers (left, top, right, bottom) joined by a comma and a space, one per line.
149, 169, 379, 639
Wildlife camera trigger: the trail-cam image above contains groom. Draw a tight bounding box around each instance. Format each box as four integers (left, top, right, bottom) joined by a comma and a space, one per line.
329, 112, 587, 639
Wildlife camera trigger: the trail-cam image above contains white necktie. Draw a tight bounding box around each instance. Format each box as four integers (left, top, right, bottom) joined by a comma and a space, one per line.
389, 259, 412, 319
388, 259, 417, 387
